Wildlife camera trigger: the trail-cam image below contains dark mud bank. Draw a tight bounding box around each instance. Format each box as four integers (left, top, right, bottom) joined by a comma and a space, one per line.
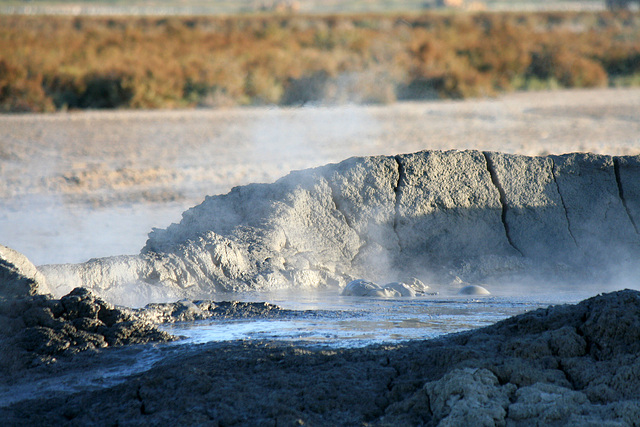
39, 151, 640, 306
2, 289, 640, 425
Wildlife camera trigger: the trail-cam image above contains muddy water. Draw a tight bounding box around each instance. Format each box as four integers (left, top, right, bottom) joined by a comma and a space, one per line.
160, 290, 593, 348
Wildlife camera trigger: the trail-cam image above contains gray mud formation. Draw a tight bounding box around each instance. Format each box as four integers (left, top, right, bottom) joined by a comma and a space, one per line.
0, 253, 302, 376
3, 289, 640, 426
0, 287, 175, 375
0, 288, 297, 376
38, 150, 640, 306
138, 299, 295, 324
0, 245, 51, 298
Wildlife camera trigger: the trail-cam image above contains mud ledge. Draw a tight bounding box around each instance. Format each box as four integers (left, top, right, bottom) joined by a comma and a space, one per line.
37, 150, 640, 307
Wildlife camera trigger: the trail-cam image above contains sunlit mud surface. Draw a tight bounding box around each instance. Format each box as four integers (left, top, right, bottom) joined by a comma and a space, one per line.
161, 291, 592, 348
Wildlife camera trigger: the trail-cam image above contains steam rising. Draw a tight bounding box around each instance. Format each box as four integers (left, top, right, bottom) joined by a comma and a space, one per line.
2, 91, 640, 306
28, 149, 640, 307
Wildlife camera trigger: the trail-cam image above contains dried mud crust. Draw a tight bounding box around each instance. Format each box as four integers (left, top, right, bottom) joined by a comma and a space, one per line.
2, 289, 640, 425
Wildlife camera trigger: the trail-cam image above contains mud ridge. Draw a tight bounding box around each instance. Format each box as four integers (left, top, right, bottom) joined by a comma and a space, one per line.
31, 150, 640, 306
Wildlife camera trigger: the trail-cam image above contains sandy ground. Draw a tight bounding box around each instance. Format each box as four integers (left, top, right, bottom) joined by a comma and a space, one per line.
1, 87, 639, 265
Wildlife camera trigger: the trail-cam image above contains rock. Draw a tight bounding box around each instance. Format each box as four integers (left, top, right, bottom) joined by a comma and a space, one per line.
484, 152, 576, 261
341, 279, 418, 297
508, 383, 590, 424
458, 285, 491, 296
383, 282, 416, 297
0, 287, 176, 373
552, 153, 640, 265
395, 150, 517, 272
424, 368, 514, 426
401, 277, 429, 293
139, 300, 290, 323
325, 156, 400, 279
0, 245, 50, 298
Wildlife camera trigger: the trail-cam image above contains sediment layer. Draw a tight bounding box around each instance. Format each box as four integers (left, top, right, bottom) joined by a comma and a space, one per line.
39, 151, 640, 306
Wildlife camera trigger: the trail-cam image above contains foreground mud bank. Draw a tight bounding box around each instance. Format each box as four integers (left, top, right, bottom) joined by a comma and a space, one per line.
40, 150, 640, 306
2, 289, 639, 425
0, 247, 299, 374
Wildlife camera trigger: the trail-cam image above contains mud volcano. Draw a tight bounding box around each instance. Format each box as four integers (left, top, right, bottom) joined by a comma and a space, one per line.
38, 150, 640, 306
3, 150, 640, 425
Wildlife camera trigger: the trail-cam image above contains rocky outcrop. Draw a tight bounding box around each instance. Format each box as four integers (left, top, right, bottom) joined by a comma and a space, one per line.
37, 151, 640, 306
138, 299, 292, 324
383, 288, 640, 425
0, 288, 175, 374
0, 284, 298, 374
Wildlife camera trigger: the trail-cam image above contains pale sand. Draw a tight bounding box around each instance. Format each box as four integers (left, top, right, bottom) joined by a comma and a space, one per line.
1, 88, 639, 264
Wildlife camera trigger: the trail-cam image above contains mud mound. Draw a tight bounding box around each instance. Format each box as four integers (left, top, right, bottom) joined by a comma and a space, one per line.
3, 289, 639, 425
39, 150, 640, 306
0, 288, 175, 374
138, 299, 293, 323
0, 244, 50, 298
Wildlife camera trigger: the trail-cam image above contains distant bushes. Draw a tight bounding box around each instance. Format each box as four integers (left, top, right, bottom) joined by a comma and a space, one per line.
1, 11, 639, 112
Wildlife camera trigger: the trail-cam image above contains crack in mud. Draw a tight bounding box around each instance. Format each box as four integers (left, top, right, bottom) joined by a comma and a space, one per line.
136, 386, 147, 415
327, 179, 363, 267
483, 152, 523, 256
392, 156, 404, 253
556, 357, 577, 390
613, 157, 640, 236
551, 158, 578, 247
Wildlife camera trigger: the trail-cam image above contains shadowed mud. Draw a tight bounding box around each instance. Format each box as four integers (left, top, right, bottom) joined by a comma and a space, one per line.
2, 290, 640, 426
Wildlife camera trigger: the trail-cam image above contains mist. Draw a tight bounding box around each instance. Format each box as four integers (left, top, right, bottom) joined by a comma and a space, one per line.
2, 89, 640, 307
